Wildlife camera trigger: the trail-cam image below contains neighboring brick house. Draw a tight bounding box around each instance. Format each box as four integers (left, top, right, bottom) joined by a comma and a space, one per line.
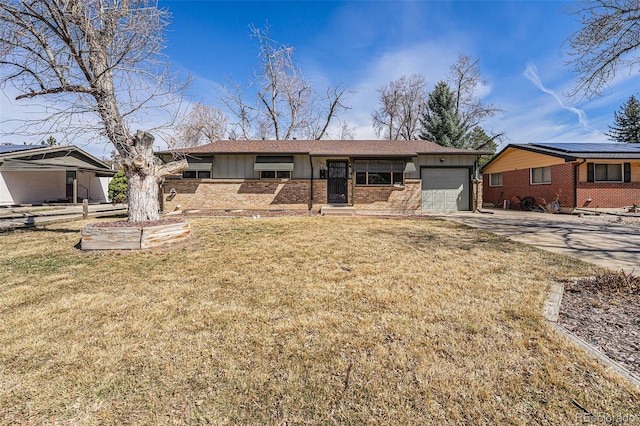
482, 143, 640, 211
156, 140, 489, 213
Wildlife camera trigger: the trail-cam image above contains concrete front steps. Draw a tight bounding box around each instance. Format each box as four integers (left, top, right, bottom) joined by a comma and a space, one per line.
320, 205, 356, 216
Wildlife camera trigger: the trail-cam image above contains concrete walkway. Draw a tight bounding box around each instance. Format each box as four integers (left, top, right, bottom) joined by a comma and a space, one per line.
0, 204, 127, 231
438, 209, 640, 275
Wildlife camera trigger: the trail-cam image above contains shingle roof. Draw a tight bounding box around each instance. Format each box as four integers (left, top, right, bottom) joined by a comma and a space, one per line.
158, 140, 491, 157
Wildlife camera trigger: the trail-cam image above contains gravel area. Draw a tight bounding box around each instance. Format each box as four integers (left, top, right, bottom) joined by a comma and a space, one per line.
559, 274, 640, 375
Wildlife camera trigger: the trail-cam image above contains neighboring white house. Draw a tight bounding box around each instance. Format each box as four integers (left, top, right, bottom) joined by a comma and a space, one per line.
0, 144, 116, 206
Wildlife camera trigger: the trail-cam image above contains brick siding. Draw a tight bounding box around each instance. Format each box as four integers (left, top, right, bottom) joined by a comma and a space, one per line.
162, 178, 423, 212
354, 179, 422, 212
163, 180, 312, 211
577, 183, 640, 208
483, 163, 575, 209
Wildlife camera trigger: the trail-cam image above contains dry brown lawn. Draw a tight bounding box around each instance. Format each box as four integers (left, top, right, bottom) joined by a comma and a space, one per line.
0, 216, 638, 425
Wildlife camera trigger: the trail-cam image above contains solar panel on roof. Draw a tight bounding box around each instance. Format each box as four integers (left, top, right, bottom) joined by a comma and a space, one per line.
531, 142, 640, 153
0, 144, 41, 154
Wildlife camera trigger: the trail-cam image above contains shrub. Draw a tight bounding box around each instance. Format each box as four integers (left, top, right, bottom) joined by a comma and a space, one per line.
108, 169, 128, 203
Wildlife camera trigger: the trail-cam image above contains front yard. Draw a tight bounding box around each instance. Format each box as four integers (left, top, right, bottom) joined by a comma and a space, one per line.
0, 216, 638, 424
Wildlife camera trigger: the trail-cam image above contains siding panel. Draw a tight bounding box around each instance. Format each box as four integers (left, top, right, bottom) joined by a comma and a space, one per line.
483, 147, 565, 174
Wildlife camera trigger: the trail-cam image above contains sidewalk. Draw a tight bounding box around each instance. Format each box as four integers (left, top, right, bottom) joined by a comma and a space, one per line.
0, 203, 127, 231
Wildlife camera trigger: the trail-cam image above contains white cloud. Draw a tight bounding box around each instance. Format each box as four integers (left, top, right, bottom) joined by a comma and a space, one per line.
523, 64, 594, 132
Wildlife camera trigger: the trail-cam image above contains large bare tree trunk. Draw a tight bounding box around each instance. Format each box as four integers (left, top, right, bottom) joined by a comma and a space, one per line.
127, 171, 161, 222
124, 131, 186, 222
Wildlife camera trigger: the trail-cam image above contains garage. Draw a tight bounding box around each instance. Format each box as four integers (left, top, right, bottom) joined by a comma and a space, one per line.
421, 167, 470, 211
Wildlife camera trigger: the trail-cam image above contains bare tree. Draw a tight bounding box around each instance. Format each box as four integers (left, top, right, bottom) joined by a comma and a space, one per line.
447, 54, 501, 131
223, 25, 351, 140
170, 103, 228, 148
0, 0, 187, 222
371, 74, 428, 140
566, 0, 640, 98
337, 120, 355, 140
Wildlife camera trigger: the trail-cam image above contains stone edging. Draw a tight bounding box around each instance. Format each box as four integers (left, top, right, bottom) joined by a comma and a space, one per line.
544, 282, 640, 390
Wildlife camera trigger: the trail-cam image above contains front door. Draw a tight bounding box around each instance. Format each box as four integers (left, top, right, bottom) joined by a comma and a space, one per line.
65, 171, 76, 203
327, 160, 348, 204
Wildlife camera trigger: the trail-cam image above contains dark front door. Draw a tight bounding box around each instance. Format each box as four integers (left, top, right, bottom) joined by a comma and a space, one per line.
65, 171, 76, 203
327, 160, 348, 204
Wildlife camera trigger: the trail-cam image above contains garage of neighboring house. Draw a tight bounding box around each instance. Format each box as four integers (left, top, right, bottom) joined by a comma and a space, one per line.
421, 167, 471, 211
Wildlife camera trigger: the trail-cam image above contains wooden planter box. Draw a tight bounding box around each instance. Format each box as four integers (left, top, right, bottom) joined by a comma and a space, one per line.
81, 221, 190, 250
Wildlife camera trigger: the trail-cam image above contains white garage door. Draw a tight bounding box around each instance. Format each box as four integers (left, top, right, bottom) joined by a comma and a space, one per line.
421, 168, 470, 211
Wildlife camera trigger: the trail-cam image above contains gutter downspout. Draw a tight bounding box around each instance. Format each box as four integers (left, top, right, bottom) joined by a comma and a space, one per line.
72, 172, 78, 204
473, 156, 480, 213
309, 156, 314, 211
574, 159, 587, 210
159, 177, 165, 213
350, 157, 355, 207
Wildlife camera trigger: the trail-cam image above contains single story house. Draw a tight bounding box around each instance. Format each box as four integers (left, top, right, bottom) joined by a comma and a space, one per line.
482, 142, 640, 211
0, 144, 116, 206
157, 139, 490, 213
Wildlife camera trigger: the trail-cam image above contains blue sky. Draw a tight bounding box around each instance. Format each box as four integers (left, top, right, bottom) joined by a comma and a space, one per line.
160, 0, 637, 146
1, 0, 639, 158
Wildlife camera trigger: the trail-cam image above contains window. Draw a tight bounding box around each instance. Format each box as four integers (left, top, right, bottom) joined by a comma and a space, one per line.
354, 160, 404, 186
255, 155, 294, 179
595, 164, 622, 182
182, 170, 210, 179
530, 166, 551, 184
489, 173, 503, 187
587, 163, 630, 182
260, 170, 291, 179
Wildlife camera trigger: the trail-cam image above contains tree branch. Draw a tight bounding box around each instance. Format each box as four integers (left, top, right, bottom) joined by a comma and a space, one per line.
15, 85, 96, 99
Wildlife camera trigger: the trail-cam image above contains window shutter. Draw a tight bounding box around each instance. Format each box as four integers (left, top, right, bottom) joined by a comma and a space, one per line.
587, 163, 594, 182
624, 163, 631, 182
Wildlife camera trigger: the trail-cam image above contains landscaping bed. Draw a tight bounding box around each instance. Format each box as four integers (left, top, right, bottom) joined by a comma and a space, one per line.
559, 272, 640, 375
81, 218, 190, 250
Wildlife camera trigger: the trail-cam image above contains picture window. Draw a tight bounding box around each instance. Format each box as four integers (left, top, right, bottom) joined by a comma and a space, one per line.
531, 167, 551, 184
354, 160, 405, 186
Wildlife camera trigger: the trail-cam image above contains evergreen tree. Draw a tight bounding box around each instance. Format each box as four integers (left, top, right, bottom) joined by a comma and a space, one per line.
40, 136, 57, 146
108, 169, 128, 204
419, 81, 469, 147
467, 126, 498, 167
606, 95, 640, 144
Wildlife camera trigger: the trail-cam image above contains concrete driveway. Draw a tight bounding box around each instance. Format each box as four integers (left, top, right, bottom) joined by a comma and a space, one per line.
438, 209, 640, 275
